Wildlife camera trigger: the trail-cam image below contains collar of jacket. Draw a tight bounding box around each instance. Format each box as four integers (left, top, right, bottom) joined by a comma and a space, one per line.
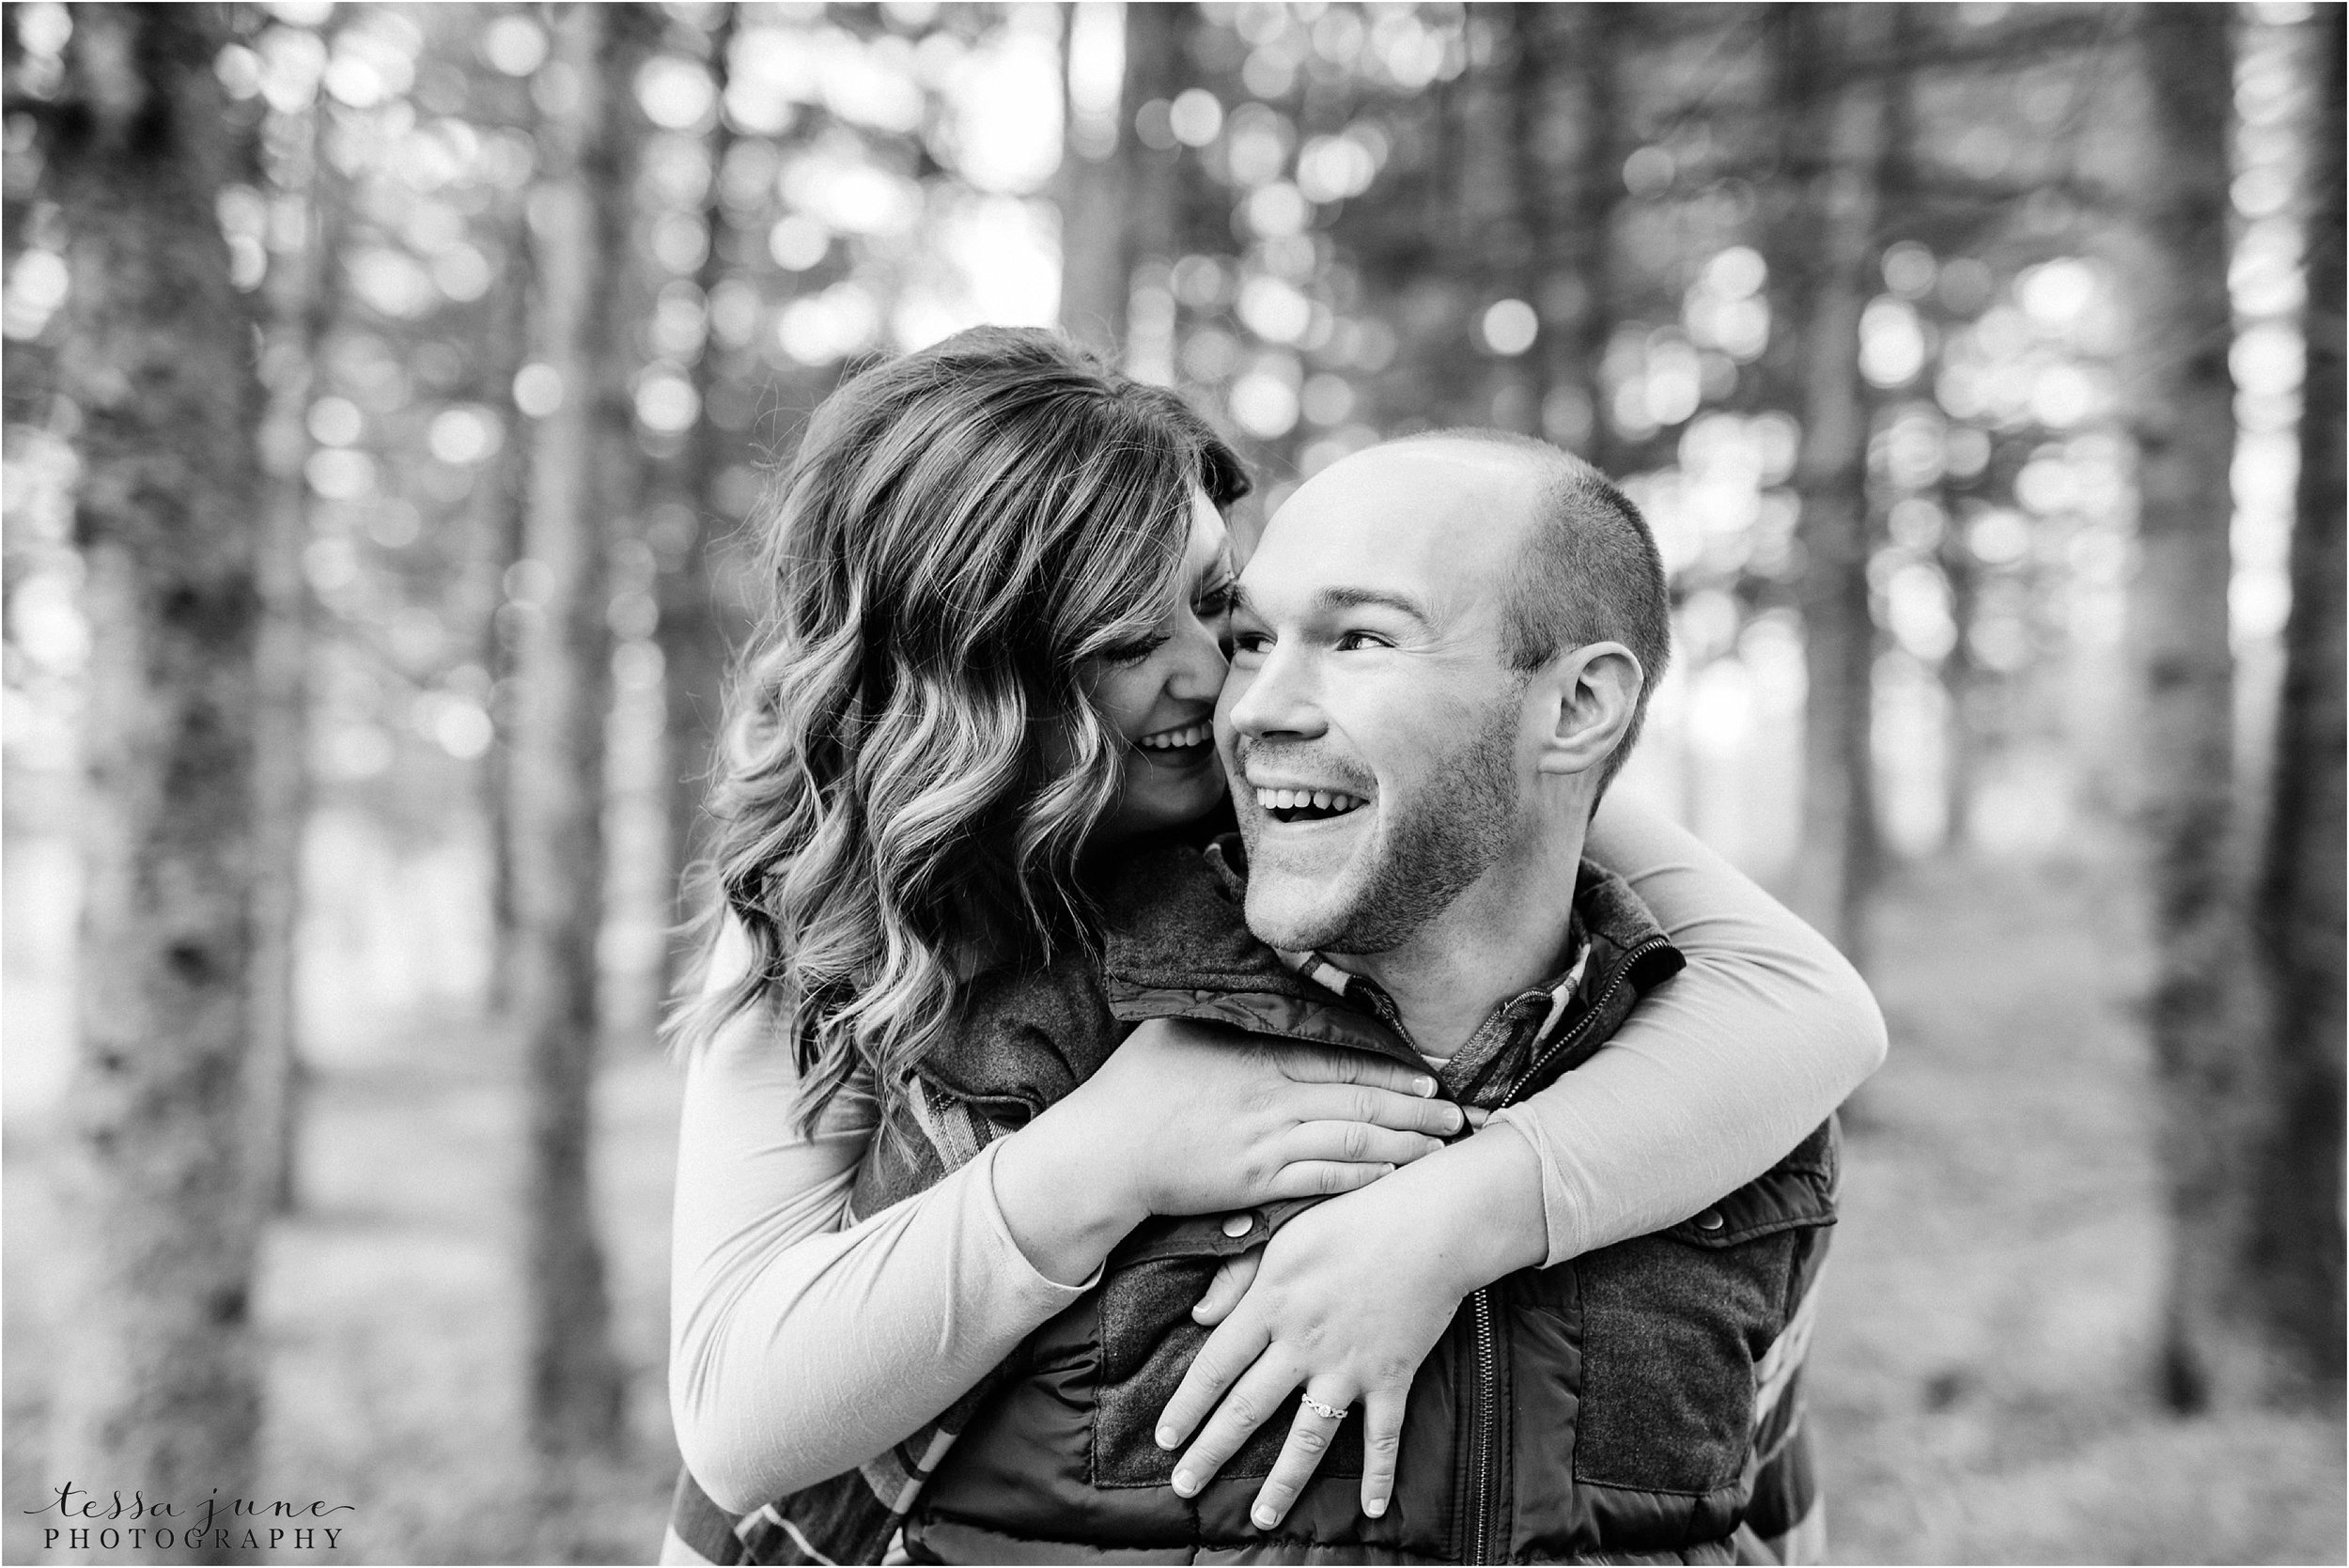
1095, 832, 1686, 1099
906, 833, 1685, 1126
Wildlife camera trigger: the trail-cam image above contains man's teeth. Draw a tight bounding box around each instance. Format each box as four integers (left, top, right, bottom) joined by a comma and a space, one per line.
1252, 786, 1365, 816
1138, 722, 1211, 750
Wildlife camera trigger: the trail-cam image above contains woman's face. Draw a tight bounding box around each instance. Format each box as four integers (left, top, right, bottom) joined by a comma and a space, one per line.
1086, 491, 1238, 846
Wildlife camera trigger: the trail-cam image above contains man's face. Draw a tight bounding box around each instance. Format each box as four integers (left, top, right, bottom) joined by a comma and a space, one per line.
1217, 442, 1542, 954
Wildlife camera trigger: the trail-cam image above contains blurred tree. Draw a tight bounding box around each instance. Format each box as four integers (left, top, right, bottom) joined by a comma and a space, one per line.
1290, 8, 1472, 462
1056, 0, 1134, 355
653, 6, 738, 996
509, 0, 646, 1463
1385, 25, 1490, 435
1935, 455, 1990, 846
1773, 1, 1892, 964
1530, 3, 1622, 467
2118, 3, 2278, 1413
32, 4, 268, 1559
1124, 0, 1213, 376
250, 26, 339, 1215
475, 197, 533, 1014
2243, 2, 2344, 1403
1452, 8, 1531, 435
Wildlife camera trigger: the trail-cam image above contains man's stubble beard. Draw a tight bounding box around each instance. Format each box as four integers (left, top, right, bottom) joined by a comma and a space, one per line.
1242, 692, 1522, 955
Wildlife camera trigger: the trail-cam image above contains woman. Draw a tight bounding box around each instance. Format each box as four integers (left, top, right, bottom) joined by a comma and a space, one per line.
664, 328, 1884, 1564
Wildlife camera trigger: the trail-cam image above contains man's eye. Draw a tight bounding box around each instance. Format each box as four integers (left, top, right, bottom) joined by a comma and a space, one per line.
1334, 631, 1388, 652
1229, 630, 1271, 657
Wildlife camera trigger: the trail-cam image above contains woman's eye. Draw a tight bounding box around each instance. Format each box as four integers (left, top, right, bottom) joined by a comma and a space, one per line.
1193, 582, 1237, 620
1104, 634, 1169, 666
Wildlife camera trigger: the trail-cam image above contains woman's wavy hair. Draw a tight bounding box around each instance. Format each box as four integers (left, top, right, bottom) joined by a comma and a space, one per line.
676, 326, 1249, 1132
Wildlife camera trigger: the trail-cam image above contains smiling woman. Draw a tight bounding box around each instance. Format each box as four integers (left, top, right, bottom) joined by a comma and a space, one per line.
1082, 491, 1240, 844
677, 326, 1252, 1123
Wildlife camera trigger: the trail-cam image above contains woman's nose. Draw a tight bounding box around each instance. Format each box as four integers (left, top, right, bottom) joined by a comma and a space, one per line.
1166, 615, 1228, 702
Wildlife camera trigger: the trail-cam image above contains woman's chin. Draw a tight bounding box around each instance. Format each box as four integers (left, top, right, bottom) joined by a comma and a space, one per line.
1099, 757, 1227, 843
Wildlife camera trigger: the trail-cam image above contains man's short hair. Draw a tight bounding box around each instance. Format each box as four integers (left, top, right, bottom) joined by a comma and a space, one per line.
1397, 428, 1672, 793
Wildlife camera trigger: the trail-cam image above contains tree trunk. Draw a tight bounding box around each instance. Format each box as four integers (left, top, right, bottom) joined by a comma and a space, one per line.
1540, 3, 1621, 465
249, 64, 336, 1217
512, 0, 632, 1462
1937, 509, 1986, 848
1777, 1, 1891, 965
2242, 2, 2345, 1402
42, 7, 267, 1560
657, 6, 739, 1001
1875, 3, 1966, 859
1120, 0, 1194, 388
1476, 5, 1544, 436
1056, 0, 1135, 356
474, 210, 531, 1014
2119, 3, 2272, 1413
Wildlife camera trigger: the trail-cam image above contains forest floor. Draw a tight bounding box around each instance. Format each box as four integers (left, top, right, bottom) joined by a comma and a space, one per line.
5, 849, 2343, 1565
1813, 850, 2344, 1563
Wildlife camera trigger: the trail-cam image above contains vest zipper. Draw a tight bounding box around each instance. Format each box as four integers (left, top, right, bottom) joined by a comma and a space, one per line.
1465, 932, 1668, 1563
1499, 935, 1672, 1113
1468, 1285, 1499, 1563
1175, 936, 1669, 1561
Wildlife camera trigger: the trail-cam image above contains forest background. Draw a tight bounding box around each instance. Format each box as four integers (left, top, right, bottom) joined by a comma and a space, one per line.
1, 2, 2342, 1563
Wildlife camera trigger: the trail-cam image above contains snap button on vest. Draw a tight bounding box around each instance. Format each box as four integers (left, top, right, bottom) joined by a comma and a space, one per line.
1221, 1212, 1254, 1238
1695, 1207, 1725, 1232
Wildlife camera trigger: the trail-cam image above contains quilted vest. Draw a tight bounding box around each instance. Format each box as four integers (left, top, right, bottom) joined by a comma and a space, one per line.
894, 841, 1840, 1564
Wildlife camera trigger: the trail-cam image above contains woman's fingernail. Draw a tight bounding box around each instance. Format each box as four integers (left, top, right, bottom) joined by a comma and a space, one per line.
1172, 1469, 1196, 1496
1414, 1076, 1437, 1096
1157, 1424, 1178, 1448
1253, 1505, 1278, 1529
1364, 1497, 1388, 1518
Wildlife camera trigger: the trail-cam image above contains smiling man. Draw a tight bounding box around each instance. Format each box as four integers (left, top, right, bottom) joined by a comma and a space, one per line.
1226, 431, 1663, 986
879, 430, 1845, 1565
1144, 431, 1838, 1561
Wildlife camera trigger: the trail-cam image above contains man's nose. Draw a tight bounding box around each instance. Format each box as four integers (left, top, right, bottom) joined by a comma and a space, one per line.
1224, 641, 1324, 740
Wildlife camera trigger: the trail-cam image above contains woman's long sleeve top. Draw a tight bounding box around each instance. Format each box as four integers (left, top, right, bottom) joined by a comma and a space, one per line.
667, 796, 1888, 1515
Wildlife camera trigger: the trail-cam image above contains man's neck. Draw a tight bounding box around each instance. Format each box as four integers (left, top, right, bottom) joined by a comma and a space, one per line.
1326, 825, 1587, 1061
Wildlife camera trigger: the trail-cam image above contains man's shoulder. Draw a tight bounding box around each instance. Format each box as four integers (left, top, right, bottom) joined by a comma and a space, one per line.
1570, 856, 1686, 1003
1089, 836, 1319, 1004
1094, 838, 1428, 1072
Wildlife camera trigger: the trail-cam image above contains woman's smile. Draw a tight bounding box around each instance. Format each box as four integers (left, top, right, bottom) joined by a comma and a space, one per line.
1133, 718, 1217, 768
1087, 490, 1239, 842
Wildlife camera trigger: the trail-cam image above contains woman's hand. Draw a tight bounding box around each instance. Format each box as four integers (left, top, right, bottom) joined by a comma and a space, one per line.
1154, 1124, 1548, 1529
1088, 1017, 1465, 1218
990, 1017, 1463, 1288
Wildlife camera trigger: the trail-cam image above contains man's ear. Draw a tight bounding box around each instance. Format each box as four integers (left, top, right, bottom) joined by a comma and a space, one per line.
1532, 642, 1643, 778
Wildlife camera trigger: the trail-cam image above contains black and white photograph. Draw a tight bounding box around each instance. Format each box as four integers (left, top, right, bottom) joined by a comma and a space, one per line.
0, 2, 2341, 1564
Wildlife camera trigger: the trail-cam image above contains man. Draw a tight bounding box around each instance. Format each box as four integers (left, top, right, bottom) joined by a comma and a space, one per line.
891, 432, 1838, 1563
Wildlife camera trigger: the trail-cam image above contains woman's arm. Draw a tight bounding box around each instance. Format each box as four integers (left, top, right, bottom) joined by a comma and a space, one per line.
1487, 790, 1888, 1265
668, 926, 1456, 1514
667, 929, 1101, 1515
